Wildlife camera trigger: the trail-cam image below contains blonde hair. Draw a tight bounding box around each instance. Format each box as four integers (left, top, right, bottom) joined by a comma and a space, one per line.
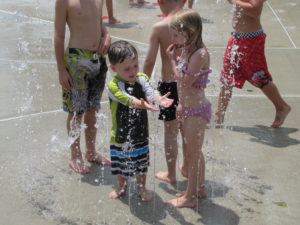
170, 9, 203, 49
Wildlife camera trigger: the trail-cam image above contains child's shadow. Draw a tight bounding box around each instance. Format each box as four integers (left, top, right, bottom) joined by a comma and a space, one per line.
105, 22, 139, 29
158, 180, 239, 225
195, 199, 240, 225
80, 164, 114, 186
129, 4, 156, 9
159, 179, 230, 199
118, 181, 194, 225
201, 17, 214, 24
228, 125, 300, 148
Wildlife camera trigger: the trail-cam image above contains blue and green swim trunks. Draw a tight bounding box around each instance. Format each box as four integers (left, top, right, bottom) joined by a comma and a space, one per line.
62, 48, 108, 114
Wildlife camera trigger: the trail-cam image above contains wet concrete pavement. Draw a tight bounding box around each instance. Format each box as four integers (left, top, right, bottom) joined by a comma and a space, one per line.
0, 0, 300, 224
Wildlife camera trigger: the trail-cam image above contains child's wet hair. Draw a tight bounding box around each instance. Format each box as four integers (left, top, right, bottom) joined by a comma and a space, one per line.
170, 9, 203, 48
108, 40, 138, 65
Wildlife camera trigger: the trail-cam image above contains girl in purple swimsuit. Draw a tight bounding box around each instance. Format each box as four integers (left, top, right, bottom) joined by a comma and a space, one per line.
165, 9, 211, 208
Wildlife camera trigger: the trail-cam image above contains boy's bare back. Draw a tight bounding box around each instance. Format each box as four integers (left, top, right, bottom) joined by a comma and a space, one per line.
143, 0, 183, 81
55, 0, 104, 51
150, 18, 176, 81
230, 0, 265, 33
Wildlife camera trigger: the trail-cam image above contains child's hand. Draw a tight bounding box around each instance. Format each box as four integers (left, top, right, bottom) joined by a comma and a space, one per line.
157, 92, 174, 108
166, 44, 177, 60
98, 36, 111, 55
59, 69, 73, 90
140, 98, 159, 111
176, 104, 183, 120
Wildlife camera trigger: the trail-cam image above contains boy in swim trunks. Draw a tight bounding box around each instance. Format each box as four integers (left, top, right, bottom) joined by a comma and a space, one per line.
215, 0, 291, 128
54, 0, 111, 174
107, 40, 173, 201
143, 0, 185, 184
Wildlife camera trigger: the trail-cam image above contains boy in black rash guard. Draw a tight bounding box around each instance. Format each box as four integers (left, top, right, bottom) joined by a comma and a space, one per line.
107, 40, 173, 201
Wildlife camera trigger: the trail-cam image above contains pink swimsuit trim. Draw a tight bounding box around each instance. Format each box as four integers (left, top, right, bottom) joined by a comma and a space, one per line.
178, 61, 212, 88
181, 102, 212, 122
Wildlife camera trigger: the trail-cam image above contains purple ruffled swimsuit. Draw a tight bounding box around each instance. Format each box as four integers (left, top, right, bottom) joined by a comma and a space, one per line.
178, 62, 212, 88
177, 60, 212, 122
181, 102, 212, 122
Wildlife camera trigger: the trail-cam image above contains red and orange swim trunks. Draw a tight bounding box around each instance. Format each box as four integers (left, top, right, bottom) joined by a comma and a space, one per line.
220, 29, 272, 89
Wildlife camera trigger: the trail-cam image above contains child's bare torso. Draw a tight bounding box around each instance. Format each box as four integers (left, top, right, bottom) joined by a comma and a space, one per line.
157, 18, 181, 81
66, 0, 103, 51
232, 0, 264, 33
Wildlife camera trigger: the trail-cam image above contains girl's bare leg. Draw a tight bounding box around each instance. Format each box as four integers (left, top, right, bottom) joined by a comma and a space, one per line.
155, 120, 179, 184
136, 174, 152, 201
166, 117, 207, 208
197, 150, 207, 198
179, 124, 188, 178
177, 148, 207, 198
109, 175, 127, 199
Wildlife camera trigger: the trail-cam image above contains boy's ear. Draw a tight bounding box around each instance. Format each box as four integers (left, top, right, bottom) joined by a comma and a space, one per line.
110, 64, 116, 72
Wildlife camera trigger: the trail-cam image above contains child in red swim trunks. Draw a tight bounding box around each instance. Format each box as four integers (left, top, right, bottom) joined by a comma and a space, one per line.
215, 0, 291, 128
221, 29, 272, 89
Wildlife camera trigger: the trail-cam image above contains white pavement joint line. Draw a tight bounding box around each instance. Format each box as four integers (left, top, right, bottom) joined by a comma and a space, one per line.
0, 9, 52, 24
0, 9, 14, 15
207, 46, 299, 50
0, 58, 56, 64
266, 1, 297, 49
1, 8, 299, 50
0, 109, 63, 122
0, 101, 110, 123
206, 94, 300, 98
0, 9, 149, 47
0, 94, 297, 122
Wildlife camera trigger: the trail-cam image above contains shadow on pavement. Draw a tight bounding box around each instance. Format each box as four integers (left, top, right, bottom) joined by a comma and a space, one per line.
158, 180, 230, 199
195, 199, 240, 225
227, 125, 299, 148
119, 190, 196, 225
105, 22, 139, 29
80, 163, 115, 186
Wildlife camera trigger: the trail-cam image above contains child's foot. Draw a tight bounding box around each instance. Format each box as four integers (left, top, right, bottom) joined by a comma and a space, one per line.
179, 164, 188, 178
109, 186, 127, 199
175, 188, 207, 199
271, 105, 291, 128
214, 111, 225, 125
137, 0, 149, 4
86, 152, 111, 166
198, 186, 207, 198
109, 17, 121, 24
129, 0, 149, 5
166, 196, 197, 208
129, 0, 137, 5
68, 158, 90, 174
155, 171, 176, 184
138, 188, 152, 201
